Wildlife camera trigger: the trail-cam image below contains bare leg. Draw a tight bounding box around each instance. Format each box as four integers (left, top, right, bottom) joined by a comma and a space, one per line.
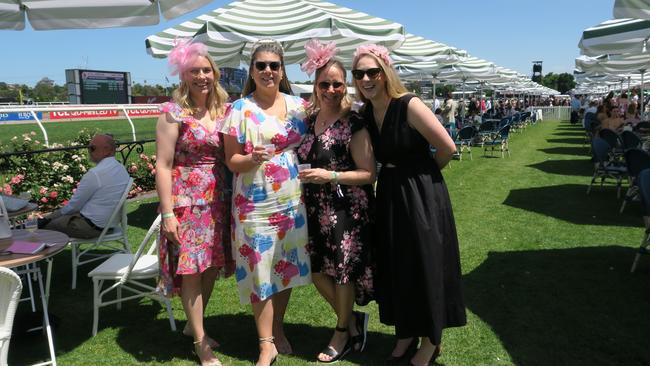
391, 337, 416, 358
181, 273, 221, 366
316, 279, 355, 362
271, 288, 293, 354
183, 267, 220, 348
410, 337, 441, 366
313, 274, 361, 348
252, 297, 279, 366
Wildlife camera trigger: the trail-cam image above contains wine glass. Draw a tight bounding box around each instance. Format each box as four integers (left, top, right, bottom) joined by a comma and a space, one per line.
24, 214, 39, 239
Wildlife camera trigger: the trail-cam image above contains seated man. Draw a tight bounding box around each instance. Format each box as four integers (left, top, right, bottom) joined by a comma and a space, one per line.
40, 134, 130, 238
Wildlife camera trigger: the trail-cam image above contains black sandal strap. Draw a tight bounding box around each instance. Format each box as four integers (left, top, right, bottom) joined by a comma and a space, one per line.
334, 326, 348, 332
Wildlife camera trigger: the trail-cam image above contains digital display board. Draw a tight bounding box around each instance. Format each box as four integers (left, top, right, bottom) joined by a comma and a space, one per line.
79, 70, 129, 104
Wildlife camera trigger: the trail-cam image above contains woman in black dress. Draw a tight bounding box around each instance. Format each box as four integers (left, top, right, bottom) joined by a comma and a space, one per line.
297, 40, 376, 363
351, 44, 466, 366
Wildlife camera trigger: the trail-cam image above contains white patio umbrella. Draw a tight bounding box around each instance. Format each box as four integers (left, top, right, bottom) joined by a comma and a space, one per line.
145, 0, 406, 67
0, 0, 214, 30
614, 0, 650, 21
390, 33, 467, 65
578, 18, 650, 56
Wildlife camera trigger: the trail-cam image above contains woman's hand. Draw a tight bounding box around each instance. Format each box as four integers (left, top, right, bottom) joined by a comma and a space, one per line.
161, 216, 181, 245
251, 145, 273, 164
299, 168, 333, 184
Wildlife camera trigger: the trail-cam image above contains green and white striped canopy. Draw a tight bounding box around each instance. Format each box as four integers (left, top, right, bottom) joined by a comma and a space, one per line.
0, 0, 213, 30
145, 0, 406, 67
575, 53, 650, 75
614, 0, 650, 20
578, 18, 650, 56
390, 33, 467, 65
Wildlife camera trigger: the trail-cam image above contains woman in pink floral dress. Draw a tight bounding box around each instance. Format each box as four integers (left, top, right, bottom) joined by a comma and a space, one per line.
155, 39, 234, 366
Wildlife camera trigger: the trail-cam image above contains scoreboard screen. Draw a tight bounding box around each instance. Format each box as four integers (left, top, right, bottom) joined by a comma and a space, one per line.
79, 70, 129, 104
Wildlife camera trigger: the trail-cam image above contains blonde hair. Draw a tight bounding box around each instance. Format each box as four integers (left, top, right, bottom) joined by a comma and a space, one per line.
351, 52, 408, 105
172, 55, 228, 119
243, 40, 293, 96
307, 59, 352, 115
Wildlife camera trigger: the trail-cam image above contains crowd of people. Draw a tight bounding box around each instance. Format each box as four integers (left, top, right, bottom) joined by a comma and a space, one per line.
571, 90, 648, 134
153, 38, 467, 366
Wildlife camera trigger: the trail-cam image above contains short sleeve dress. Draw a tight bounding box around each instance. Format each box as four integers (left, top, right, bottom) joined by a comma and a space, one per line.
220, 93, 312, 304
297, 112, 374, 305
157, 102, 235, 297
362, 94, 466, 344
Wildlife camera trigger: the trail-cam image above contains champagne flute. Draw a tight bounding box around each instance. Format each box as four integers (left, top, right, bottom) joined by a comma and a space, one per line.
24, 214, 39, 239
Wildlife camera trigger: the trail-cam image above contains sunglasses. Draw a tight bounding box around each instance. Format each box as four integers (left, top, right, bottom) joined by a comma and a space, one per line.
318, 81, 345, 91
88, 145, 97, 152
254, 61, 281, 72
351, 68, 382, 80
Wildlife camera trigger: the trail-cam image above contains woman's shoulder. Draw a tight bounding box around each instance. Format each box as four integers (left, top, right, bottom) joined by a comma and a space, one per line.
230, 95, 254, 111
160, 101, 186, 122
284, 93, 309, 110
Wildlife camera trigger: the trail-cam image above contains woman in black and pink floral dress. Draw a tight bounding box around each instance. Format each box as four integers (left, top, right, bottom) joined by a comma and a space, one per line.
296, 39, 376, 364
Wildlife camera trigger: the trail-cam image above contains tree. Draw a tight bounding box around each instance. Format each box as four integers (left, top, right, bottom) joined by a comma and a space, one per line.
541, 72, 575, 94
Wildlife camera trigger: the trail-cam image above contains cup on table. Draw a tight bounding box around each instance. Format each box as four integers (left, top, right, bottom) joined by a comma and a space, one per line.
297, 164, 312, 172
23, 214, 39, 240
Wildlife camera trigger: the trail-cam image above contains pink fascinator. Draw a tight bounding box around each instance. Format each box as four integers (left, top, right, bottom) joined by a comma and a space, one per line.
300, 39, 338, 76
354, 44, 393, 66
168, 38, 209, 79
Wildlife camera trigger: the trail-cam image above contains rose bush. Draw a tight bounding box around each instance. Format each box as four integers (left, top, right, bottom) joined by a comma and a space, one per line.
1, 129, 156, 212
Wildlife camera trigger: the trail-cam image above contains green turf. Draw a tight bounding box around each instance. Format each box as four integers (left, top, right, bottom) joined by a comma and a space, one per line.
8, 120, 649, 365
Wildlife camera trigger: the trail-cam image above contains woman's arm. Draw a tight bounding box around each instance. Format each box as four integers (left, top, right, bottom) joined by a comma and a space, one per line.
155, 112, 181, 244
406, 97, 457, 169
298, 128, 376, 185
223, 134, 271, 173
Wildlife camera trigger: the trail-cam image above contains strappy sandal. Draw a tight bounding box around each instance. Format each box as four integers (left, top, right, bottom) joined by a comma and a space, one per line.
317, 326, 352, 363
193, 337, 222, 366
258, 336, 277, 366
350, 311, 369, 352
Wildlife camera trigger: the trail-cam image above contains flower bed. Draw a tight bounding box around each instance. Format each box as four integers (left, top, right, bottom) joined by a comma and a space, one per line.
1, 129, 156, 211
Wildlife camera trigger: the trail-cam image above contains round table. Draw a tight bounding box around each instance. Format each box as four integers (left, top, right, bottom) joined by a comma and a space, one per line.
0, 229, 68, 366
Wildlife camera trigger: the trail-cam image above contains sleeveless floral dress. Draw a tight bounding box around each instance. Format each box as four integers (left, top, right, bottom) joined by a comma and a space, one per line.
157, 102, 235, 297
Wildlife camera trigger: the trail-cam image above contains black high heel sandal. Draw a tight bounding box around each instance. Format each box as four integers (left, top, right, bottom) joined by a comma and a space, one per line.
406, 344, 442, 366
387, 337, 419, 363
317, 326, 352, 364
350, 311, 369, 352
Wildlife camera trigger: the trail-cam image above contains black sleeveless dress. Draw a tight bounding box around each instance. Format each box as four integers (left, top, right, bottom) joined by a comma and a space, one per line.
362, 94, 466, 344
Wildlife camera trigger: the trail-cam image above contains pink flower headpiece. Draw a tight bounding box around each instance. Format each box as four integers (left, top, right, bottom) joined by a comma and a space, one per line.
168, 38, 209, 79
300, 39, 338, 76
353, 44, 393, 66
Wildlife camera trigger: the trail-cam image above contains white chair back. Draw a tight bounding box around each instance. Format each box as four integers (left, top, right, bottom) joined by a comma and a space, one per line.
0, 267, 23, 365
119, 214, 161, 284
96, 177, 134, 242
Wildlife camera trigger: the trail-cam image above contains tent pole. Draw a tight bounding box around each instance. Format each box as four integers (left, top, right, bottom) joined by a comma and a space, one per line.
641, 69, 645, 120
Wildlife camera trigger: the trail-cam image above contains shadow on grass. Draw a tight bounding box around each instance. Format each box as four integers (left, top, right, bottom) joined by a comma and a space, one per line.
127, 201, 159, 229
465, 246, 650, 365
546, 137, 585, 144
527, 159, 593, 176
552, 131, 586, 137
503, 184, 641, 227
537, 147, 589, 156
114, 313, 396, 365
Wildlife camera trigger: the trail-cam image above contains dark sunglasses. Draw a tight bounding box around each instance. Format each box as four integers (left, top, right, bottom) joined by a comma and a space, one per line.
254, 61, 281, 72
318, 81, 345, 90
351, 68, 382, 80
88, 145, 97, 152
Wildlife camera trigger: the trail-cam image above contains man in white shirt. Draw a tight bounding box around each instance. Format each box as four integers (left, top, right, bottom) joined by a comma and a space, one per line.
40, 134, 130, 238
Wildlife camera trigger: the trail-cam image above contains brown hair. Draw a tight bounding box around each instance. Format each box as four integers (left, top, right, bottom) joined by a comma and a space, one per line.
172, 55, 228, 120
307, 59, 352, 115
242, 40, 293, 96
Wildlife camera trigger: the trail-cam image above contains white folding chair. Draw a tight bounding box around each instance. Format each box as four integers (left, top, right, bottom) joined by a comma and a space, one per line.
0, 267, 23, 365
88, 214, 176, 336
70, 177, 134, 289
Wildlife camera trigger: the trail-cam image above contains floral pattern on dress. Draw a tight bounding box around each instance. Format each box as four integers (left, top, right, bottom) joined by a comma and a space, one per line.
157, 102, 235, 297
220, 93, 312, 304
297, 112, 375, 305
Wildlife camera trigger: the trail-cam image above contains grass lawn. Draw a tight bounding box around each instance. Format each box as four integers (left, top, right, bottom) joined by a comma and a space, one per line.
8, 119, 649, 365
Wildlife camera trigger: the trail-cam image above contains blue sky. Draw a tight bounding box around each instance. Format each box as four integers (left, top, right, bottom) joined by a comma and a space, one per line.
0, 0, 615, 87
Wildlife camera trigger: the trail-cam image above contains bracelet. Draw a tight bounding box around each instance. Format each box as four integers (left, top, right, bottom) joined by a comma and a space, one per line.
331, 171, 338, 183
161, 212, 175, 219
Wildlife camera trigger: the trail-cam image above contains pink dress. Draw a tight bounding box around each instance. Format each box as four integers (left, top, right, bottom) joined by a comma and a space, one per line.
157, 102, 235, 297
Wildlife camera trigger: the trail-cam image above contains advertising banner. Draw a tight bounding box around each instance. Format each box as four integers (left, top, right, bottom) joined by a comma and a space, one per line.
49, 110, 119, 120
0, 111, 43, 122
